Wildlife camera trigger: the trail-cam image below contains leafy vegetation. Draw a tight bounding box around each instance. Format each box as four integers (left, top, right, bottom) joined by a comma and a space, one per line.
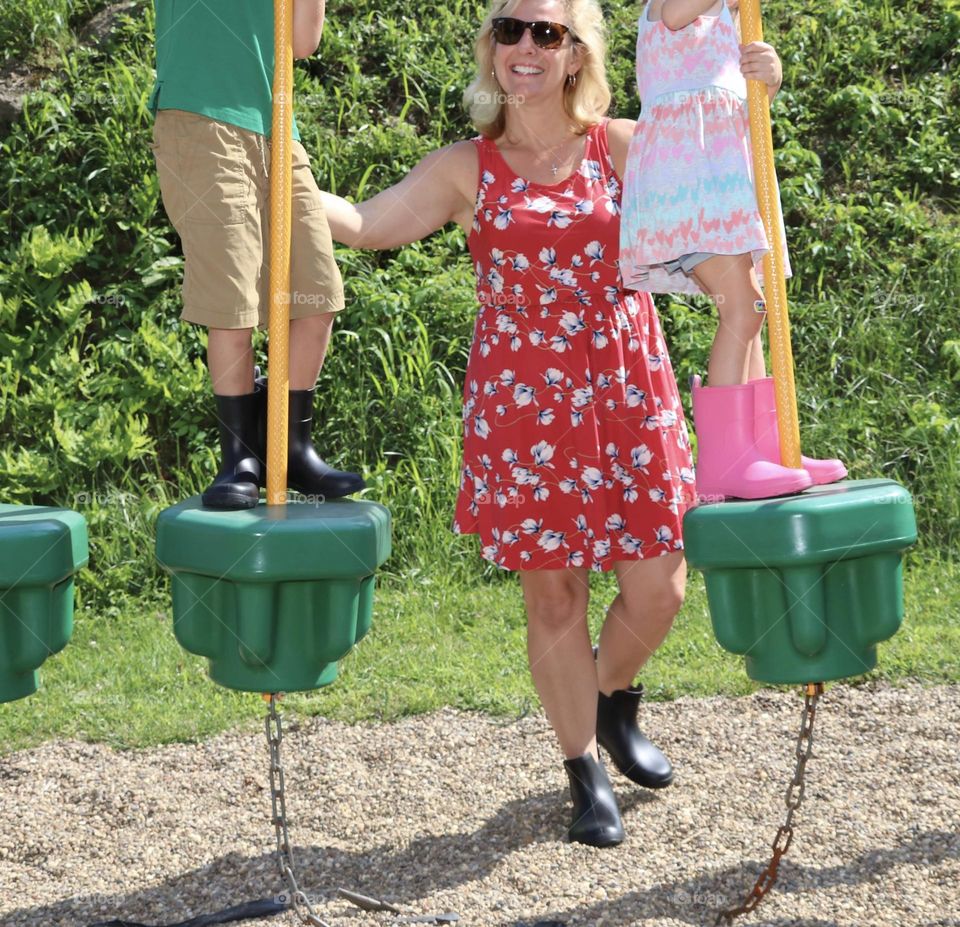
0, 0, 957, 748
0, 0, 106, 66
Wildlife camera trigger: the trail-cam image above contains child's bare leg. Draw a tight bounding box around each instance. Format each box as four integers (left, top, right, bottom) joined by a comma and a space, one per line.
744, 259, 767, 381
686, 254, 812, 499
289, 313, 334, 390
207, 327, 255, 395
746, 330, 766, 381
691, 253, 765, 386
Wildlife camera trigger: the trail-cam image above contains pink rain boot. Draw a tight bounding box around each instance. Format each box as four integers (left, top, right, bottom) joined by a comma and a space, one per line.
691, 376, 813, 502
751, 377, 847, 486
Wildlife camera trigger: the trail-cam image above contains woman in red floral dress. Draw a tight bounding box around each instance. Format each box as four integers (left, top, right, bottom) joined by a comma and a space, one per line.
453, 126, 694, 570
321, 0, 782, 847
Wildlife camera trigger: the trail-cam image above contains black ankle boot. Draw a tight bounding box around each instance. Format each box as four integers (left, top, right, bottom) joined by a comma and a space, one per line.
562, 753, 624, 847
201, 391, 263, 509
597, 686, 674, 789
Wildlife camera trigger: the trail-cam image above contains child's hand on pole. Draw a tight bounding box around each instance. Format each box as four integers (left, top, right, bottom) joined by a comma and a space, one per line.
739, 41, 783, 97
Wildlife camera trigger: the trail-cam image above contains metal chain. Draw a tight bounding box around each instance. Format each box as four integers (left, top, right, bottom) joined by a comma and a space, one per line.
265, 693, 332, 927
715, 683, 825, 926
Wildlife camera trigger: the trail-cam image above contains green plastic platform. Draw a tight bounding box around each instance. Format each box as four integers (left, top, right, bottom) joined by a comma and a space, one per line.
683, 479, 917, 684
155, 496, 391, 693
0, 505, 88, 702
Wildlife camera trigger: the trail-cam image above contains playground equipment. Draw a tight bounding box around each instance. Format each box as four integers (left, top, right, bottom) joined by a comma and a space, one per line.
152, 3, 401, 924
685, 480, 916, 924
686, 480, 916, 685
0, 504, 87, 703
681, 1, 918, 922
156, 498, 389, 693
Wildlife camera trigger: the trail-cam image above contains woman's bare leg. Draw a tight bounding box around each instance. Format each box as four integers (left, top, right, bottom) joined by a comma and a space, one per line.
519, 567, 597, 759
596, 552, 686, 694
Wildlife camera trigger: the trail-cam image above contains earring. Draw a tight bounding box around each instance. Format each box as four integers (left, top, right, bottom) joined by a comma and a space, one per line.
567, 73, 578, 87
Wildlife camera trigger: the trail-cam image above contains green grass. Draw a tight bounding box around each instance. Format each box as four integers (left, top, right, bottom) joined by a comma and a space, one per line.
2, 554, 956, 753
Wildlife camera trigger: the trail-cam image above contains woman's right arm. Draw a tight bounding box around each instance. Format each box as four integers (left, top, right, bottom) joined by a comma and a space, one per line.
321, 140, 478, 250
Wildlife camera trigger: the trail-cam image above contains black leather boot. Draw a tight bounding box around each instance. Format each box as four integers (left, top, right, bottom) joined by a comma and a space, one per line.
562, 753, 624, 847
597, 685, 674, 789
201, 391, 262, 509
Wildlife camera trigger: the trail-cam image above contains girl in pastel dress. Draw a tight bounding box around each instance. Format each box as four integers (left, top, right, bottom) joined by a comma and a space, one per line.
619, 0, 846, 500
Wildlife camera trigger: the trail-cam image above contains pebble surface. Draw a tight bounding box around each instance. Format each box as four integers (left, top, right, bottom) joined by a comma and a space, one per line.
1, 682, 958, 927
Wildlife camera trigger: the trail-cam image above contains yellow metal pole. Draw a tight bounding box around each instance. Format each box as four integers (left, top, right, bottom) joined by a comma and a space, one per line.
740, 0, 802, 469
267, 0, 293, 506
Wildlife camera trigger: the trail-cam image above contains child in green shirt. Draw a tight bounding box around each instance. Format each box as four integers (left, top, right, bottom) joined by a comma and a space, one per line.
150, 0, 363, 507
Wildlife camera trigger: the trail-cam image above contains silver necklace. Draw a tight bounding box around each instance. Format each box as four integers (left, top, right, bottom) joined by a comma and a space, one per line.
547, 135, 578, 176
505, 126, 579, 177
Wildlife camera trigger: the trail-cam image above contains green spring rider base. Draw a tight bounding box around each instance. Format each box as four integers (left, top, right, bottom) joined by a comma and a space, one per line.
0, 504, 88, 703
685, 479, 917, 923
683, 479, 917, 685
156, 496, 391, 693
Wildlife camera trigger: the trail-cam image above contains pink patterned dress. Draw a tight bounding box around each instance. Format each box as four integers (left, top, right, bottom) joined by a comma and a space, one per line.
619, 0, 791, 294
452, 121, 696, 572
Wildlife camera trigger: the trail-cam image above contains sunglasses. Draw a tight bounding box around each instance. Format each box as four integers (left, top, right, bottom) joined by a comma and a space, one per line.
491, 17, 574, 50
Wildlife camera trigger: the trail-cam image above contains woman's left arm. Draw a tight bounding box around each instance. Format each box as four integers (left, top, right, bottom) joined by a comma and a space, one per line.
739, 41, 783, 102
293, 0, 325, 59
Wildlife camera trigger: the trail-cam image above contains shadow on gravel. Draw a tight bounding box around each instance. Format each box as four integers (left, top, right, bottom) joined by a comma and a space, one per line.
5, 786, 633, 925
496, 827, 960, 927
4, 809, 955, 927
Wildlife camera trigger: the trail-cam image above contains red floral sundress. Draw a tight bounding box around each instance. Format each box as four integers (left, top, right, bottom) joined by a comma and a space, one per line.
452, 121, 696, 571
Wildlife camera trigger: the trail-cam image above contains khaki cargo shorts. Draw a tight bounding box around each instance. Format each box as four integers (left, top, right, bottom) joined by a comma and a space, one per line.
151, 109, 345, 329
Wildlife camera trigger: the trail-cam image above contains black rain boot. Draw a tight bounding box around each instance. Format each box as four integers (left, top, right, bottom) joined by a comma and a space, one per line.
257, 376, 365, 499
201, 391, 263, 509
597, 685, 674, 789
562, 753, 624, 847
288, 387, 365, 498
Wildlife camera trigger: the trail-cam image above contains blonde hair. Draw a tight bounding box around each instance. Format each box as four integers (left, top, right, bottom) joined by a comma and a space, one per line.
463, 0, 611, 139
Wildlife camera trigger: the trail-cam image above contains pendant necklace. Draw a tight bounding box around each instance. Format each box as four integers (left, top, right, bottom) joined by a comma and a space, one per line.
548, 135, 577, 176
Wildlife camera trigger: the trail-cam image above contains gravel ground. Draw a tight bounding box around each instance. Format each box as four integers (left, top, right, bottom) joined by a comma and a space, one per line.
1, 682, 958, 927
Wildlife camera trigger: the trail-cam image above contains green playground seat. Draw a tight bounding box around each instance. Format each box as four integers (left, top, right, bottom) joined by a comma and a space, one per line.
0, 505, 88, 702
683, 479, 917, 684
155, 496, 391, 693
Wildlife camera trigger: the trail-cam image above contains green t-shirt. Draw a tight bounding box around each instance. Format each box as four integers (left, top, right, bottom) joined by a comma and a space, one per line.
150, 0, 300, 139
